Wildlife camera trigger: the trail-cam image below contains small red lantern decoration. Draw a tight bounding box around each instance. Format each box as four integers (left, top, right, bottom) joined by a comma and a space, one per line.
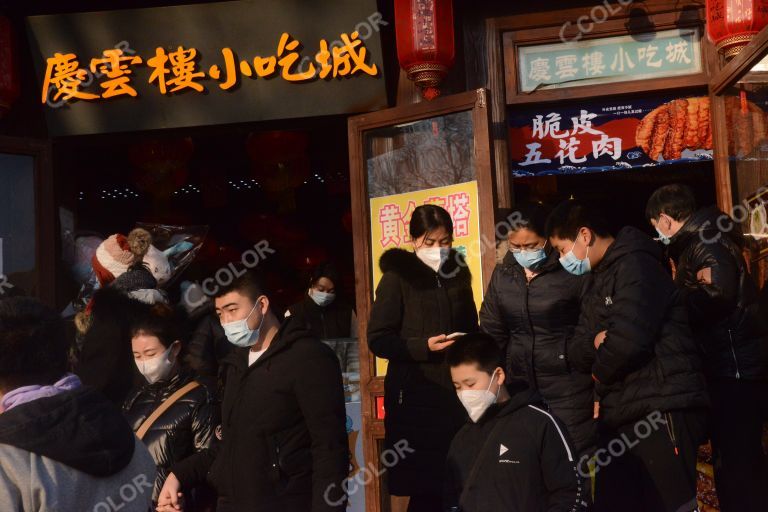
0, 16, 21, 116
394, 0, 455, 100
707, 0, 768, 60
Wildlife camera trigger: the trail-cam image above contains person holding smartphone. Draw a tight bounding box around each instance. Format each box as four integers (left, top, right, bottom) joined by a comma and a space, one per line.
367, 204, 478, 512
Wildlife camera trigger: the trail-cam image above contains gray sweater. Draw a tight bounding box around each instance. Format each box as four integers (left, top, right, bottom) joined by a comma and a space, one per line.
0, 387, 157, 512
0, 439, 155, 512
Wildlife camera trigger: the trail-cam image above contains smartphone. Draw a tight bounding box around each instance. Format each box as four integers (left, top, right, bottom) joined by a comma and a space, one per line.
446, 332, 466, 340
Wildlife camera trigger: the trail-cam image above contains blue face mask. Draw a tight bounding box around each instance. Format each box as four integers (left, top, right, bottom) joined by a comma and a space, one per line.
512, 248, 548, 270
559, 240, 591, 275
222, 299, 265, 348
655, 227, 671, 246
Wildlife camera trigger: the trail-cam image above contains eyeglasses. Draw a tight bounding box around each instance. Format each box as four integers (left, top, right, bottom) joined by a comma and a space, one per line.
508, 241, 547, 253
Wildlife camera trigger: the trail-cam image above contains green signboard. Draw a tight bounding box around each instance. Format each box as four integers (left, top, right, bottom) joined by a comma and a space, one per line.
517, 28, 702, 93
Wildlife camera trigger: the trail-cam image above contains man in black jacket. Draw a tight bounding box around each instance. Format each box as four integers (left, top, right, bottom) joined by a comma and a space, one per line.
444, 332, 583, 512
157, 271, 349, 512
647, 184, 768, 511
546, 200, 708, 512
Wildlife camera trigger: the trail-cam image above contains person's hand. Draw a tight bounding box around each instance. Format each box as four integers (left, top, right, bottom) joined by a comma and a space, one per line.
428, 334, 455, 352
156, 472, 184, 511
593, 401, 600, 419
594, 330, 607, 350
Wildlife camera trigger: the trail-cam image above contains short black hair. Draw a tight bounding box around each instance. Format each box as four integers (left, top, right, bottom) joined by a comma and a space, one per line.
546, 199, 613, 240
213, 268, 269, 302
130, 303, 181, 349
645, 184, 697, 223
410, 204, 453, 240
311, 262, 341, 289
446, 332, 503, 374
0, 297, 69, 390
507, 202, 552, 238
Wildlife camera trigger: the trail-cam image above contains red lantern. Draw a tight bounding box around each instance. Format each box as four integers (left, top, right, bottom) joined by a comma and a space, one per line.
707, 0, 768, 60
394, 0, 455, 101
0, 16, 21, 116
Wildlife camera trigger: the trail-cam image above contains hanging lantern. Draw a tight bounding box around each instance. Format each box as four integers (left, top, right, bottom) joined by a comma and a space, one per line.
0, 16, 21, 116
394, 0, 455, 101
707, 0, 768, 60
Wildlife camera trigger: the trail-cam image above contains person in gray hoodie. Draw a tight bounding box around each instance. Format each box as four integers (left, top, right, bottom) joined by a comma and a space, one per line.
0, 296, 156, 512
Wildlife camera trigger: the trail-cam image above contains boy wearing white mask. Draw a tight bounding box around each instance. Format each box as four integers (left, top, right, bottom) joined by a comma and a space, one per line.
444, 333, 582, 512
123, 304, 217, 507
157, 270, 349, 512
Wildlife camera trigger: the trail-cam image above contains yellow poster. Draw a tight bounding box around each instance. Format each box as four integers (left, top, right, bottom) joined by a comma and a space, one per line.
369, 181, 484, 376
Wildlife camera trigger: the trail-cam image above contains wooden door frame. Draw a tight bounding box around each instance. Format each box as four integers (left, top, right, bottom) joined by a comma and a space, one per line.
348, 88, 496, 512
0, 136, 55, 305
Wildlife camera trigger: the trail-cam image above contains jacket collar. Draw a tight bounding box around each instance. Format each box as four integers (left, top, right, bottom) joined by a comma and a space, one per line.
378, 247, 472, 289
667, 206, 742, 262
500, 248, 561, 278
221, 315, 314, 371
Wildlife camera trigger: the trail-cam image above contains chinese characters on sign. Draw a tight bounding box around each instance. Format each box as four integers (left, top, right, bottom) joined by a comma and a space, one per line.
517, 28, 701, 92
508, 95, 714, 176
40, 31, 378, 104
378, 191, 472, 248
519, 110, 622, 167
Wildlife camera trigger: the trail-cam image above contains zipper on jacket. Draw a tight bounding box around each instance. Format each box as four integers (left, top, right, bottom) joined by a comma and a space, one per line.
320, 311, 327, 339
665, 412, 680, 456
398, 389, 404, 405
436, 274, 442, 288
728, 329, 741, 379
524, 274, 537, 387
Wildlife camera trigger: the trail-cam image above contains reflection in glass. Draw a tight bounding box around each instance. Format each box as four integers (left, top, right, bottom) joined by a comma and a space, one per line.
364, 110, 475, 198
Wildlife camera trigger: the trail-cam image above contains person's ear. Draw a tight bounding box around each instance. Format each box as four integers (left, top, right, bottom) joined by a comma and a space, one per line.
259, 295, 270, 316
171, 340, 182, 358
578, 226, 592, 246
496, 367, 506, 386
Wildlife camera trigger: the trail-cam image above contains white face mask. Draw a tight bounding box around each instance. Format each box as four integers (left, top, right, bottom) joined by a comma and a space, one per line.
416, 246, 450, 272
457, 371, 500, 423
135, 345, 176, 385
309, 288, 335, 307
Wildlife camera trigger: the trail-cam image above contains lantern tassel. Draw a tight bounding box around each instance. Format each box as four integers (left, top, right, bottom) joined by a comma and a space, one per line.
423, 87, 441, 101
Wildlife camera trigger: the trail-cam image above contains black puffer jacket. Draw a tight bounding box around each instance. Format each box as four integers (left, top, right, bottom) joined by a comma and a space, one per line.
123, 369, 217, 502
367, 248, 478, 496
668, 207, 768, 380
570, 227, 708, 428
171, 316, 349, 511
287, 294, 354, 340
480, 250, 595, 456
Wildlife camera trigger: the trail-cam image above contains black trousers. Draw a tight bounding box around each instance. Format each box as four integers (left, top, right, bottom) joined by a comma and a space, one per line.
709, 378, 768, 512
406, 493, 444, 512
594, 409, 707, 512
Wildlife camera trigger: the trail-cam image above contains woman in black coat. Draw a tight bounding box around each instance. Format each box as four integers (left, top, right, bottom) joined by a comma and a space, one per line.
123, 304, 217, 506
286, 262, 357, 340
480, 203, 596, 458
367, 205, 478, 512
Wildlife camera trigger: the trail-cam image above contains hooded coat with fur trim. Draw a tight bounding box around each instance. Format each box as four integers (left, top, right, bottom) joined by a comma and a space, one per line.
367, 248, 478, 496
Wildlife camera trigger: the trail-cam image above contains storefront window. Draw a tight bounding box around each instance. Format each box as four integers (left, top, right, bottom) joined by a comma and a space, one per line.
364, 110, 476, 198
0, 153, 36, 292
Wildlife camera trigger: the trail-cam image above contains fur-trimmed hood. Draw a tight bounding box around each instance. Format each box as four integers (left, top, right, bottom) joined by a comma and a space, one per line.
379, 248, 472, 289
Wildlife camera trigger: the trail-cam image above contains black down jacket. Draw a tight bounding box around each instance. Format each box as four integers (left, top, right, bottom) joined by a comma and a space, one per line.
668, 206, 768, 380
569, 227, 709, 428
123, 369, 217, 502
287, 294, 354, 340
480, 250, 596, 456
367, 248, 478, 497
171, 316, 349, 512
445, 381, 583, 512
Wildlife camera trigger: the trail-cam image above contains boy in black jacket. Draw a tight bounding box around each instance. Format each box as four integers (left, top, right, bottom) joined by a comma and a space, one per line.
444, 333, 583, 512
546, 200, 708, 512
